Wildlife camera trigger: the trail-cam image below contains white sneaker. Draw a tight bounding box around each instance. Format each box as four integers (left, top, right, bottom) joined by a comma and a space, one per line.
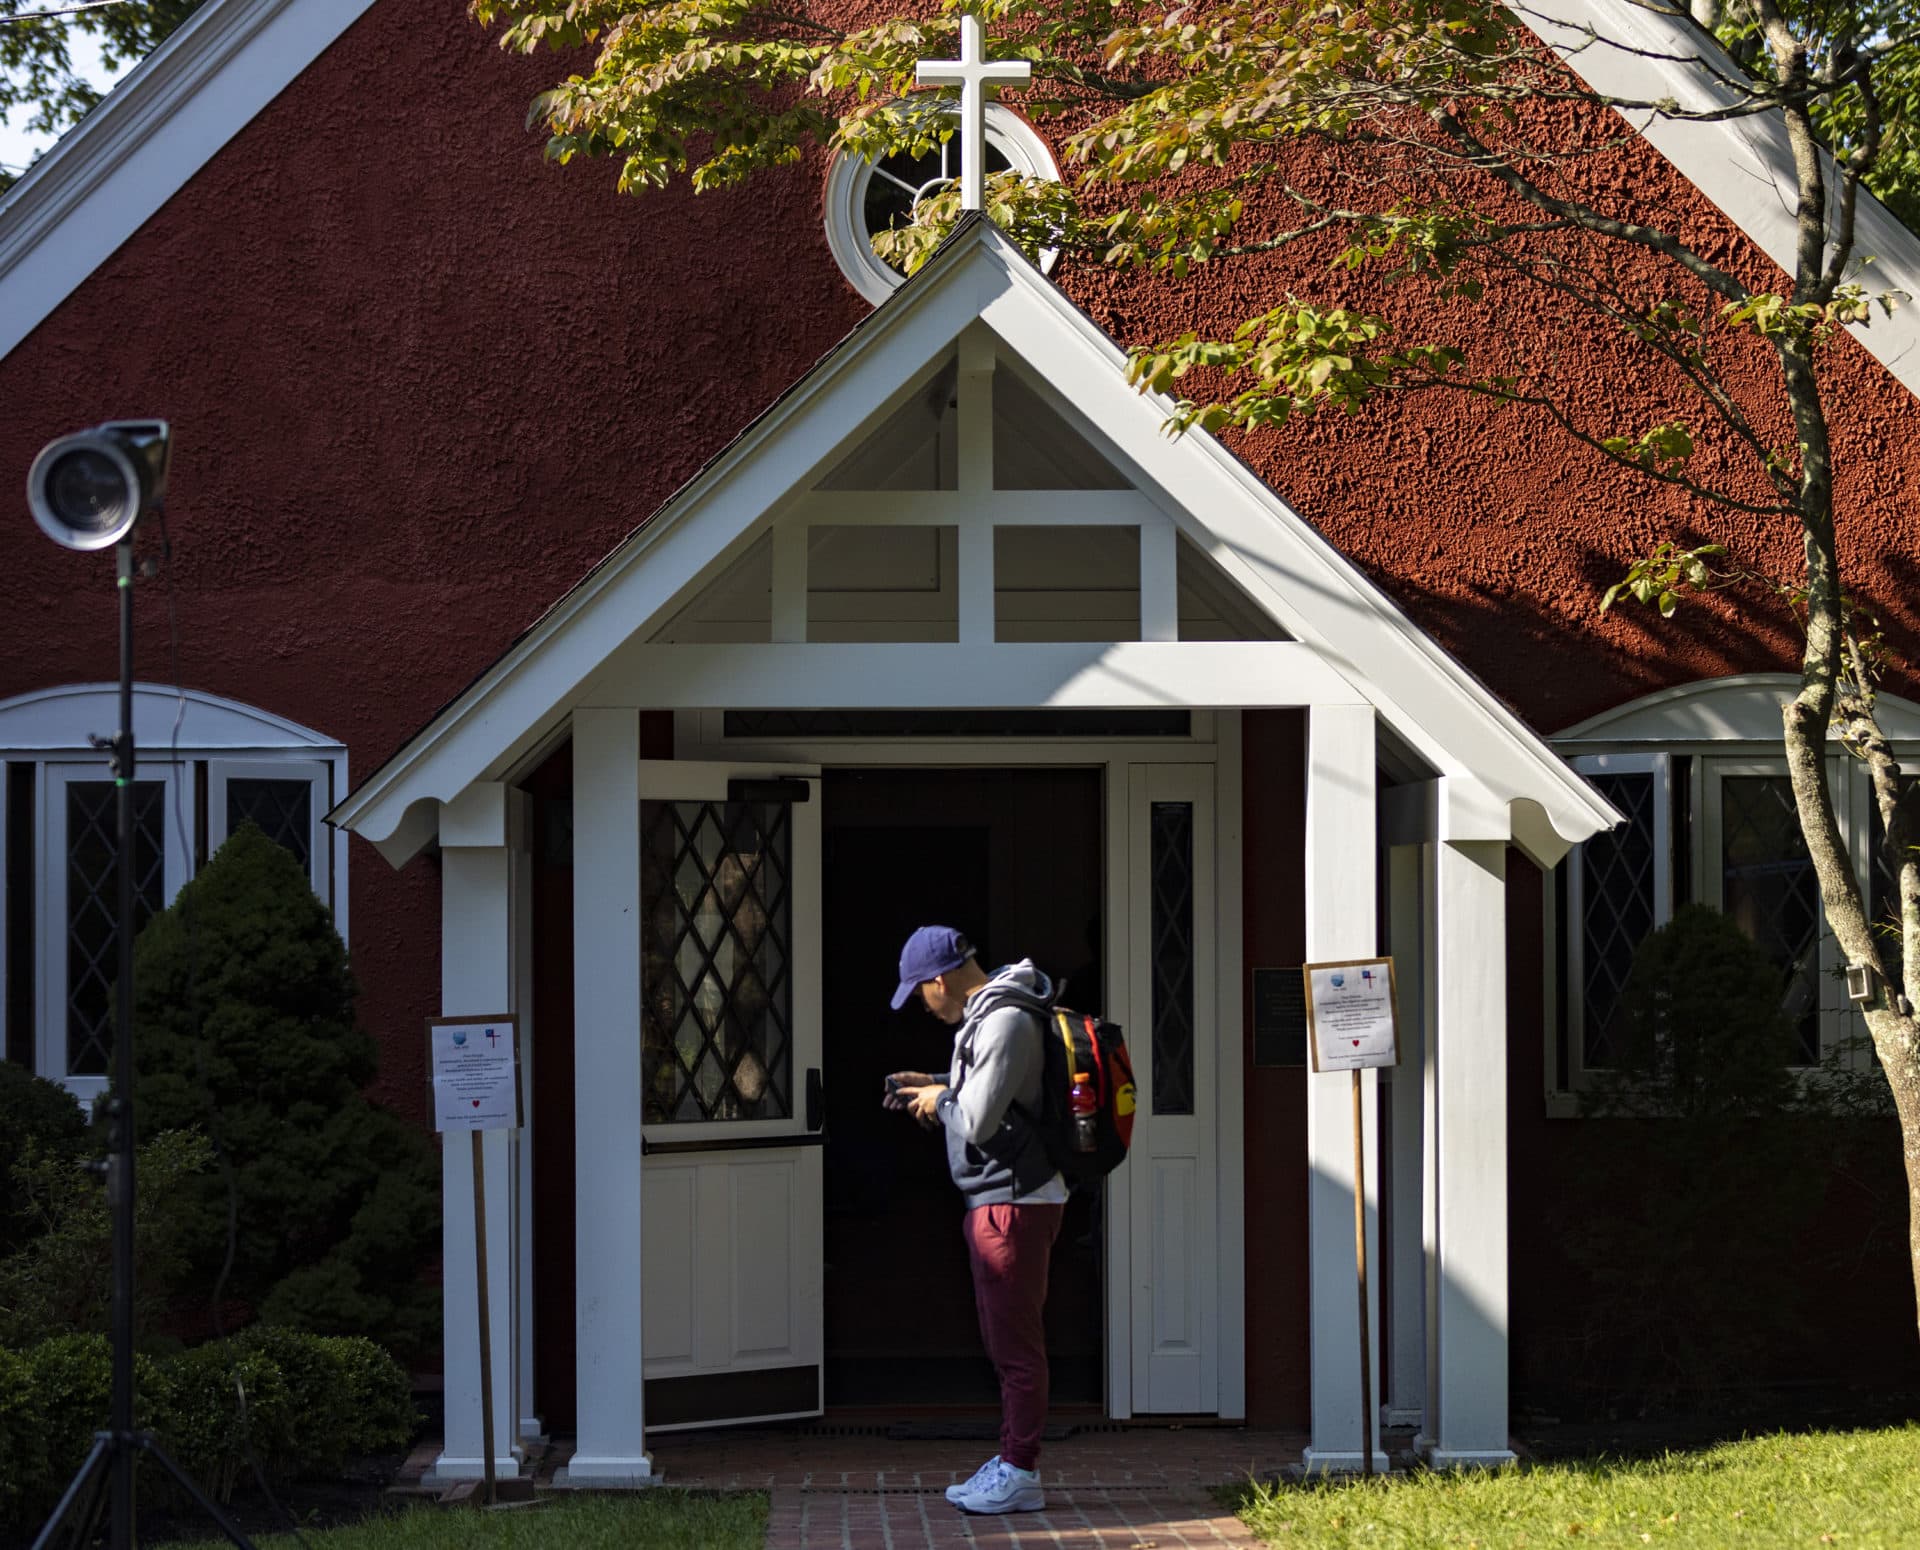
945, 1454, 1001, 1504
956, 1458, 1045, 1514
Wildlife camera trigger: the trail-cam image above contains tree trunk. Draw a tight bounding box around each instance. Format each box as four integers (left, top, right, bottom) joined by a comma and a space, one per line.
1863, 1005, 1920, 1337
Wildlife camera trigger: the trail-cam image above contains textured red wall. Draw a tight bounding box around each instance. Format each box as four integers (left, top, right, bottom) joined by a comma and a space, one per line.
6, 0, 1920, 1406
0, 2, 870, 1121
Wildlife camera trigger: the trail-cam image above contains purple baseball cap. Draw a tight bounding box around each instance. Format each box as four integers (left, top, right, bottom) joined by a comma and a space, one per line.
890, 925, 974, 1010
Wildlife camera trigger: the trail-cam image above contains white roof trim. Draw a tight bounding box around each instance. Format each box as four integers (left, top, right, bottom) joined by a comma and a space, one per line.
1554, 671, 1920, 745
0, 0, 378, 360
329, 220, 1619, 865
1520, 0, 1920, 398
0, 681, 345, 753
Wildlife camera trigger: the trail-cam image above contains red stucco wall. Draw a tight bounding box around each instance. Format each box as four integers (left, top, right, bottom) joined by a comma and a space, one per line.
5, 0, 1919, 1407
0, 2, 872, 1120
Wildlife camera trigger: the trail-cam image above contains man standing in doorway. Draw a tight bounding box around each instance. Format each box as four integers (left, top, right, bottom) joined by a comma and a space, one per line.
887, 925, 1065, 1517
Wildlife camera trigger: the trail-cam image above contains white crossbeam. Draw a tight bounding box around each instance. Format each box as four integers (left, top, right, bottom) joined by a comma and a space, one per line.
790, 490, 1164, 527
591, 641, 1364, 708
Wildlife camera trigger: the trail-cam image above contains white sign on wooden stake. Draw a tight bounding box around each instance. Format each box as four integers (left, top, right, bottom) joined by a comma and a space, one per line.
1302, 957, 1397, 1477
425, 1013, 520, 1504
1302, 958, 1400, 1072
428, 1015, 522, 1132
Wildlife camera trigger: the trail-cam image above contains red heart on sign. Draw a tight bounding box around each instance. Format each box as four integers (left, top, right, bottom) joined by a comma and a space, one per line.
471, 1099, 481, 1107
1351, 1040, 1360, 1047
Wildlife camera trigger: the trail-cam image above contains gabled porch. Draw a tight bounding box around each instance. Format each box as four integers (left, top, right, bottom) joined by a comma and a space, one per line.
330, 216, 1617, 1484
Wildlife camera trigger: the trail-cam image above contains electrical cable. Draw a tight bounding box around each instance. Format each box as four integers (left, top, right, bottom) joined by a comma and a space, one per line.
155, 508, 313, 1549
0, 2, 142, 24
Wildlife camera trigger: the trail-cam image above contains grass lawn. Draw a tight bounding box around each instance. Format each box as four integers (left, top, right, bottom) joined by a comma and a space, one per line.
1235, 1425, 1920, 1548
166, 1491, 767, 1549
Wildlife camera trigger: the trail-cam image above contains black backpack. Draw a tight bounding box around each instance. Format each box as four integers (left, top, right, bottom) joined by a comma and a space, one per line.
1005, 991, 1137, 1186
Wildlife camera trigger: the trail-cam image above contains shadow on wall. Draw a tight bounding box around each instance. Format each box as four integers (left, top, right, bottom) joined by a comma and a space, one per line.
1363, 534, 1920, 733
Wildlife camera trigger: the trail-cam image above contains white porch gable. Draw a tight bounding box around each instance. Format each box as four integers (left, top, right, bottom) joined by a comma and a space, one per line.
330, 215, 1620, 1483
330, 216, 1613, 866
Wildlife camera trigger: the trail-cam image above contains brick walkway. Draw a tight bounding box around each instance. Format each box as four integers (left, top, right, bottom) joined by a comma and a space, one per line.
643, 1424, 1303, 1548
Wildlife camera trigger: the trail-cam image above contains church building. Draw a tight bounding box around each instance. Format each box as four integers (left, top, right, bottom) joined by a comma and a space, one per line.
3, 0, 1918, 1485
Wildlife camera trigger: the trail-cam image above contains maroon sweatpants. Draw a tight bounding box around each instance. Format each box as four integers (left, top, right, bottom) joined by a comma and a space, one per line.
963, 1201, 1066, 1472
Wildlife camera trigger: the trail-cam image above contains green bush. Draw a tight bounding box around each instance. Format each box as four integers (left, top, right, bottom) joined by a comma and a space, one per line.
1, 1330, 160, 1529
1591, 902, 1804, 1119
0, 1061, 87, 1257
146, 1339, 294, 1503
228, 1325, 417, 1473
129, 823, 439, 1354
0, 1128, 213, 1349
0, 1344, 41, 1523
0, 1328, 418, 1533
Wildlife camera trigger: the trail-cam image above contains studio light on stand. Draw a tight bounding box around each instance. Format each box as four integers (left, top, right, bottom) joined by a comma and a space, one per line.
27, 423, 255, 1550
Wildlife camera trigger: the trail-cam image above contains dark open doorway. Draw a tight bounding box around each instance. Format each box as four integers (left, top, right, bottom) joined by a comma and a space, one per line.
821, 767, 1106, 1412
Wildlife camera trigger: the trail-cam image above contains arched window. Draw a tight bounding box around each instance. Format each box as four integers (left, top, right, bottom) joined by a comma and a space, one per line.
0, 684, 348, 1103
824, 104, 1059, 306
1548, 674, 1920, 1102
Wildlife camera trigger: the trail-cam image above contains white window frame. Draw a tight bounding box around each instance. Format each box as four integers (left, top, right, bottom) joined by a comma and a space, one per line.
822, 103, 1060, 306
1549, 675, 1920, 1113
208, 758, 334, 910
2, 684, 349, 1103
1564, 752, 1672, 1088
36, 759, 196, 1106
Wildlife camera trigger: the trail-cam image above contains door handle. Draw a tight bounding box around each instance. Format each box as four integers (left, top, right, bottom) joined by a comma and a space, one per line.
806, 1067, 824, 1132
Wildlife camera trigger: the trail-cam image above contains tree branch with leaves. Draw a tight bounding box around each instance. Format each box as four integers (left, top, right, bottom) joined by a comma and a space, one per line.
475, 0, 1920, 1336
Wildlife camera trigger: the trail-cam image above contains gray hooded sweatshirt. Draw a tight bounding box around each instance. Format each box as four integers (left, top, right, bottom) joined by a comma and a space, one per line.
931, 959, 1069, 1208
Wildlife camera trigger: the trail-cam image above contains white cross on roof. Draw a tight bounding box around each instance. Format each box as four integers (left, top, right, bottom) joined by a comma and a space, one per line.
915, 12, 1032, 213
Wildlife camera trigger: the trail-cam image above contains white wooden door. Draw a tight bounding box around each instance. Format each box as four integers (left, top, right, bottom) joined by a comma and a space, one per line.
636, 760, 825, 1430
1126, 763, 1219, 1412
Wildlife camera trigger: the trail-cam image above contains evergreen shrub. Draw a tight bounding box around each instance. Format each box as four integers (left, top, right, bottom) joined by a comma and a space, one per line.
129, 823, 439, 1354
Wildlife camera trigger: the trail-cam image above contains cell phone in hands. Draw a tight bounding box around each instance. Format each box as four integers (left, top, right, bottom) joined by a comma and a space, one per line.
883, 1074, 909, 1111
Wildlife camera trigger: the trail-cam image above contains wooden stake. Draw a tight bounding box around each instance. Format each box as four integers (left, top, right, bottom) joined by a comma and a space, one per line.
471, 1130, 497, 1507
1352, 1068, 1374, 1479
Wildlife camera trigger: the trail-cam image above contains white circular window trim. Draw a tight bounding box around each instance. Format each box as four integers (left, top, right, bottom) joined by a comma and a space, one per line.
824, 103, 1061, 306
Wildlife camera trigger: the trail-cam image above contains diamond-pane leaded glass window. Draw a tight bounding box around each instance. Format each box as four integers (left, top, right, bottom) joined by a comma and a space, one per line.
641, 799, 794, 1123
1578, 771, 1658, 1068
1868, 777, 1915, 946
1721, 775, 1821, 1064
1150, 801, 1195, 1115
66, 780, 166, 1076
226, 778, 312, 869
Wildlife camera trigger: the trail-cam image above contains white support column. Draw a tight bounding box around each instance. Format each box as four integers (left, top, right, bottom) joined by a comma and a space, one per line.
957, 326, 995, 644
1419, 840, 1441, 1457
511, 791, 542, 1442
1302, 704, 1388, 1475
431, 782, 526, 1483
1425, 838, 1515, 1468
1384, 844, 1427, 1429
562, 708, 655, 1486
770, 521, 808, 644
1140, 518, 1179, 642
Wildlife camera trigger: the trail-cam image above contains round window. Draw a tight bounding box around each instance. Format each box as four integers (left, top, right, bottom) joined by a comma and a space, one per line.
824, 103, 1060, 306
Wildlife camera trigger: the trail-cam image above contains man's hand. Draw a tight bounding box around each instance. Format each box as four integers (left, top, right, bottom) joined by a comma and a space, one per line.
899, 1083, 948, 1127
883, 1070, 933, 1111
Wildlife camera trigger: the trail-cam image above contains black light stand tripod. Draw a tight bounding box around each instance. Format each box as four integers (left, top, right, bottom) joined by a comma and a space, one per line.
22, 486, 258, 1549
